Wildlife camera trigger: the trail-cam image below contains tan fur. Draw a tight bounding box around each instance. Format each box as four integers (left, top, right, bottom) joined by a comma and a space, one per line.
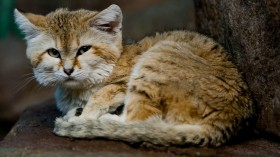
77, 32, 254, 147
15, 5, 256, 147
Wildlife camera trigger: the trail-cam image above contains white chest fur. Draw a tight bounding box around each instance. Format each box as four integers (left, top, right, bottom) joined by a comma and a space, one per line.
55, 86, 101, 114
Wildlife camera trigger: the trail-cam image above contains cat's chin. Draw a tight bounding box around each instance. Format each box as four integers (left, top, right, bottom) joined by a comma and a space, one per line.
62, 80, 84, 89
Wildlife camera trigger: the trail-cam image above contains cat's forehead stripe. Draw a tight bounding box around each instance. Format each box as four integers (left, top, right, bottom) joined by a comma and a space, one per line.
57, 29, 78, 55
47, 12, 82, 54
76, 35, 80, 47
60, 32, 70, 54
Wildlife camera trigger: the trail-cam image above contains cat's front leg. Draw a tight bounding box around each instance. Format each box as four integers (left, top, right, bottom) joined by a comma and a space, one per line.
77, 84, 126, 120
82, 94, 124, 119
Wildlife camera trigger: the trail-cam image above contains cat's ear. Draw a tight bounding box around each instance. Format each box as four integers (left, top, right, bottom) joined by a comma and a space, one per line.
14, 9, 46, 40
88, 4, 122, 34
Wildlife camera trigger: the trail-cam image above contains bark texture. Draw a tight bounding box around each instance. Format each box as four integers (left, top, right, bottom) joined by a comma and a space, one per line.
194, 0, 280, 137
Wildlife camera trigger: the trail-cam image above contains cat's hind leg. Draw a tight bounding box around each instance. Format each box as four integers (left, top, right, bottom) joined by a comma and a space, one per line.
124, 91, 162, 121
124, 75, 163, 121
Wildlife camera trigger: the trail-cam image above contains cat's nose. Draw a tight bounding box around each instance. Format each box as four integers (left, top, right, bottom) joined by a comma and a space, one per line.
63, 68, 74, 76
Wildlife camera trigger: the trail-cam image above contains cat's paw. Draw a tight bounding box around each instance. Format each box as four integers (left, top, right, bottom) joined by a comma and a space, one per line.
68, 108, 98, 123
100, 113, 122, 121
63, 107, 83, 120
68, 116, 87, 123
80, 107, 108, 120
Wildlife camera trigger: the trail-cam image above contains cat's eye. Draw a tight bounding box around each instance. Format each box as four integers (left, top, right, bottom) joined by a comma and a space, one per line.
77, 45, 91, 56
47, 48, 60, 58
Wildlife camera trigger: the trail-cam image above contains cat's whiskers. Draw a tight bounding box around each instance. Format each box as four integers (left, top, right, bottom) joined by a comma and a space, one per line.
35, 72, 61, 86
13, 75, 36, 94
21, 73, 34, 78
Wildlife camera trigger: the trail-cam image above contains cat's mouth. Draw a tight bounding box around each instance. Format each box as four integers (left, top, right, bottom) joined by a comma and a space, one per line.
65, 77, 75, 81
63, 77, 82, 88
64, 77, 79, 84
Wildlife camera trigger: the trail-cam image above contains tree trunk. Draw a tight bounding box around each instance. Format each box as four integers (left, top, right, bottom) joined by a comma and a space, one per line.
194, 0, 280, 137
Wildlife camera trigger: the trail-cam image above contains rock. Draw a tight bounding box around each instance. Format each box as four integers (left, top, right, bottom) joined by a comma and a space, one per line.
194, 0, 280, 137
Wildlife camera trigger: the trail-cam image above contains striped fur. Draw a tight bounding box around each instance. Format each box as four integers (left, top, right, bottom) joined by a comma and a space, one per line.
15, 5, 256, 147
55, 31, 256, 147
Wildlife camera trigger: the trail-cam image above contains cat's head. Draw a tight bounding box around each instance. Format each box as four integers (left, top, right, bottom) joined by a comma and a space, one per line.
14, 5, 123, 89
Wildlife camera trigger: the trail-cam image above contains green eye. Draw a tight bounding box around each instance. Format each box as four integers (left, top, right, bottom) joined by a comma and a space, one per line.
47, 48, 60, 58
77, 45, 91, 56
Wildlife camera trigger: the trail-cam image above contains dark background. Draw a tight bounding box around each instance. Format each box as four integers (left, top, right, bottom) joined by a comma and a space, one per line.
0, 0, 195, 139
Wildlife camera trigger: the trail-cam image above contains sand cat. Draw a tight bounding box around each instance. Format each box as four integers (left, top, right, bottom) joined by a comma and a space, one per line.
14, 4, 255, 147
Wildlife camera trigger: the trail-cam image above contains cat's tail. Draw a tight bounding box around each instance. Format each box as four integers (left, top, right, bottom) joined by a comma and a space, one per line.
54, 116, 229, 147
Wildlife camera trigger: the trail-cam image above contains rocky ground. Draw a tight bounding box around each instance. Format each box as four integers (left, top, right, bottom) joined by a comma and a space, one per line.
0, 102, 279, 157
